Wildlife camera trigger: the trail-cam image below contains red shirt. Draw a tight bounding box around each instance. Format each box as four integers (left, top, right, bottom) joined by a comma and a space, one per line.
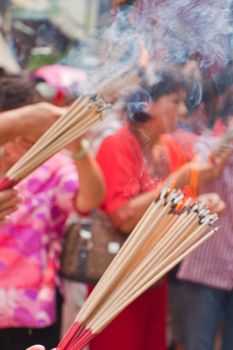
93, 125, 167, 350
96, 126, 158, 214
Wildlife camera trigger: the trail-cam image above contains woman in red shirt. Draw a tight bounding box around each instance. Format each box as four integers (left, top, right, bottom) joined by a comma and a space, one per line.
90, 68, 230, 350
91, 69, 188, 350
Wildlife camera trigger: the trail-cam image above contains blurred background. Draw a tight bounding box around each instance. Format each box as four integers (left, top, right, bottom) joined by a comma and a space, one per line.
0, 0, 115, 72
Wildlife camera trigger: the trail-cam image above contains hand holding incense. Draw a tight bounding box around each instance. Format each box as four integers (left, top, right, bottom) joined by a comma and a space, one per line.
0, 62, 146, 191
0, 95, 108, 190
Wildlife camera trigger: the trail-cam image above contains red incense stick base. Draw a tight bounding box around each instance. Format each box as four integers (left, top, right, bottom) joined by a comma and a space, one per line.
0, 176, 18, 190
57, 322, 94, 350
70, 328, 94, 350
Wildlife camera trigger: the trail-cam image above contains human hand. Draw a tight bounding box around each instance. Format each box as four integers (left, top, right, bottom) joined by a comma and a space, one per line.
67, 137, 84, 153
26, 345, 56, 350
208, 145, 233, 176
187, 147, 232, 186
0, 189, 21, 226
198, 192, 225, 215
21, 102, 65, 144
67, 138, 91, 161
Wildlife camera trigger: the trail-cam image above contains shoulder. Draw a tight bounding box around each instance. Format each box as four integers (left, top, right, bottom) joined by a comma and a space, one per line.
97, 126, 140, 156
98, 127, 128, 148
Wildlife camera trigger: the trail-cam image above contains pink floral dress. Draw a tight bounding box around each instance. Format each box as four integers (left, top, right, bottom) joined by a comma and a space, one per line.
0, 153, 78, 328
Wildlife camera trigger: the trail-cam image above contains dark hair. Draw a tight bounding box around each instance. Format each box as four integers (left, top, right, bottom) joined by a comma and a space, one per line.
118, 0, 137, 7
0, 74, 42, 111
126, 69, 188, 123
148, 70, 188, 101
183, 74, 202, 114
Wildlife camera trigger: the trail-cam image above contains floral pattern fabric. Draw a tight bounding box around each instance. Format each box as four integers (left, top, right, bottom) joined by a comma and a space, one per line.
0, 153, 78, 328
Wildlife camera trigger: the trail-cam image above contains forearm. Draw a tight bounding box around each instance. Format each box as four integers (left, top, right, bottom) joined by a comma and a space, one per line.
168, 151, 232, 191
110, 185, 162, 233
165, 164, 191, 189
0, 189, 20, 226
74, 150, 105, 212
165, 163, 205, 190
0, 103, 63, 145
115, 164, 213, 233
0, 105, 37, 145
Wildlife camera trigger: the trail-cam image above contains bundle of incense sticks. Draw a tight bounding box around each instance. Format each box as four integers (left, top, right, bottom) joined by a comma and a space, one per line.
0, 61, 146, 191
0, 95, 108, 190
57, 187, 218, 350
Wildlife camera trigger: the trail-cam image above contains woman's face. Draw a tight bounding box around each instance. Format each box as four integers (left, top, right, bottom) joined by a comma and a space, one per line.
146, 90, 188, 134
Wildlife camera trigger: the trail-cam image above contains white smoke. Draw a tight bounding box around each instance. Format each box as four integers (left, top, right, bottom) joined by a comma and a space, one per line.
137, 0, 233, 68
62, 0, 233, 96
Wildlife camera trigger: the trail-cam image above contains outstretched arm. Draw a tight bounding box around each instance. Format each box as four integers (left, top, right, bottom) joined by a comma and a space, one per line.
109, 149, 231, 233
0, 102, 64, 145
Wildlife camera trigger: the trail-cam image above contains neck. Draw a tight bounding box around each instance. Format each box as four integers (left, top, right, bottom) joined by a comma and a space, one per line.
129, 123, 160, 150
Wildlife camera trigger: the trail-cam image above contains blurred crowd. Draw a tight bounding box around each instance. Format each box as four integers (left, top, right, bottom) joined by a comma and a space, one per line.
1, 1, 233, 350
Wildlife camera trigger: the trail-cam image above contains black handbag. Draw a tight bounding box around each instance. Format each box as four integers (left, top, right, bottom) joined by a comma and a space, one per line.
60, 209, 126, 284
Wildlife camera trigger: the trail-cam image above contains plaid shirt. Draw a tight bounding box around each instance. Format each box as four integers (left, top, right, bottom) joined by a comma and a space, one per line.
178, 135, 233, 290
